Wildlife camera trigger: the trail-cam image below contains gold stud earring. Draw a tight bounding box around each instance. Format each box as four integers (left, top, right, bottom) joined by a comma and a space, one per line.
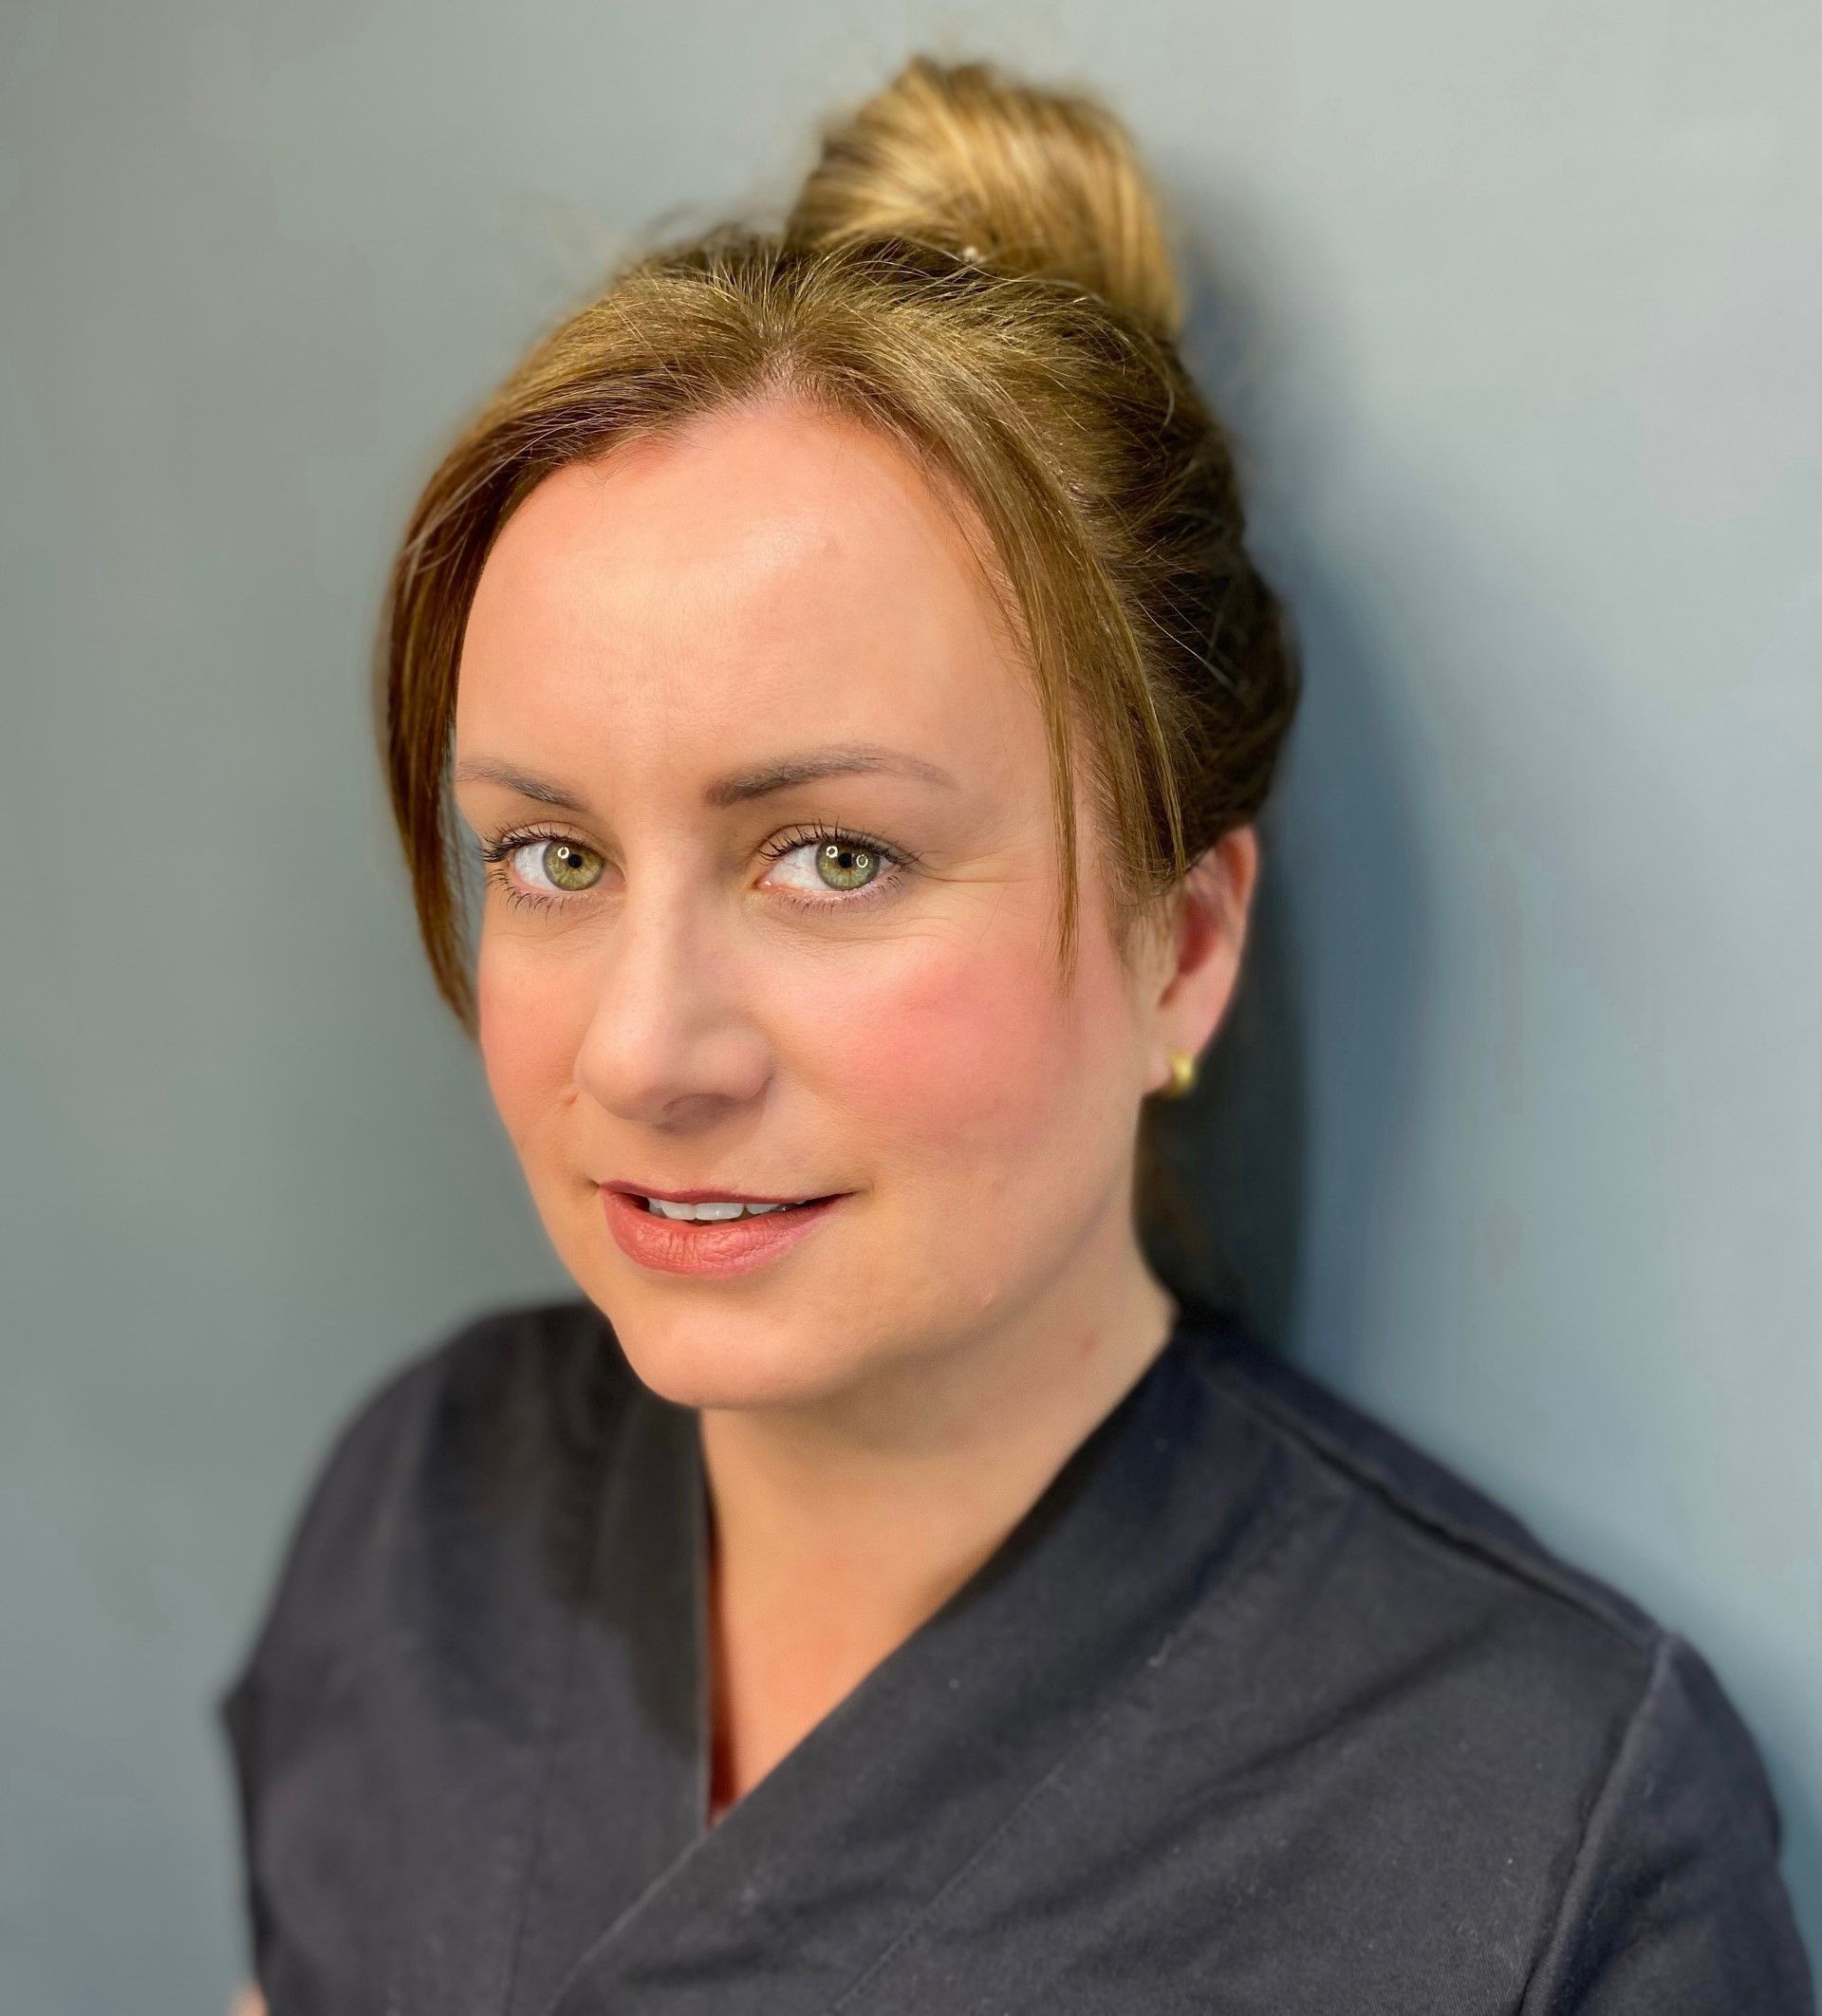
1161, 1050, 1198, 1099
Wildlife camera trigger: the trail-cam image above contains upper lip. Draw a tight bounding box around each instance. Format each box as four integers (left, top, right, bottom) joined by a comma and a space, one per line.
602, 1180, 835, 1204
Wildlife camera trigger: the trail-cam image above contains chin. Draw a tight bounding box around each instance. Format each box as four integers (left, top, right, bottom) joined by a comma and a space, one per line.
595, 1297, 876, 1414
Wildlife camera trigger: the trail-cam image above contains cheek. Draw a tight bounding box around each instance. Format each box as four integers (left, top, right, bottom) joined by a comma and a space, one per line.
825, 932, 1108, 1181
474, 939, 586, 1145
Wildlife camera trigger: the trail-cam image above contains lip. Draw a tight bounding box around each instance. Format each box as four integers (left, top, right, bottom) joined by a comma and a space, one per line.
603, 1181, 818, 1206
601, 1185, 847, 1278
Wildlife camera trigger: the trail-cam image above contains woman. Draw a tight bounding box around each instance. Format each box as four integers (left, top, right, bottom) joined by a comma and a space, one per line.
217, 54, 1813, 2016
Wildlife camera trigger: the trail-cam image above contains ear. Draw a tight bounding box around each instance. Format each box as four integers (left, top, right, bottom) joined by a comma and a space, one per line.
1143, 826, 1259, 1097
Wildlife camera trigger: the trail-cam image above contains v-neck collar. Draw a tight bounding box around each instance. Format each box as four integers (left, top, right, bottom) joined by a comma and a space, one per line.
504, 1295, 1272, 2016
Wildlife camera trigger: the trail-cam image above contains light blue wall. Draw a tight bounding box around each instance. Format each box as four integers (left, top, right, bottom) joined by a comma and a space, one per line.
2, 2, 1814, 2005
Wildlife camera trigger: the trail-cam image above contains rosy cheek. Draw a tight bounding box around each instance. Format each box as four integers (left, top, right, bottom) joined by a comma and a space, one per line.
825, 937, 1074, 1166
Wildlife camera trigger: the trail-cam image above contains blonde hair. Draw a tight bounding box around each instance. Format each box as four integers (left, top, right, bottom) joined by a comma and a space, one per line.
375, 54, 1300, 1254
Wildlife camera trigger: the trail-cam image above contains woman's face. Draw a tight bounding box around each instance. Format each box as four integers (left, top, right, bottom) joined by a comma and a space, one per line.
453, 397, 1235, 1412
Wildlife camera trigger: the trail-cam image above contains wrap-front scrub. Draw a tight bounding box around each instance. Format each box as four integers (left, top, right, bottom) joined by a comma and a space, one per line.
216, 1295, 1814, 2013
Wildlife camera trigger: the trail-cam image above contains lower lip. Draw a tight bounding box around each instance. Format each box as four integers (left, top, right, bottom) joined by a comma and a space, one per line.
600, 1188, 847, 1277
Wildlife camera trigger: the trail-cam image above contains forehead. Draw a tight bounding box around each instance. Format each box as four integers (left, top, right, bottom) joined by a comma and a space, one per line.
455, 399, 1023, 778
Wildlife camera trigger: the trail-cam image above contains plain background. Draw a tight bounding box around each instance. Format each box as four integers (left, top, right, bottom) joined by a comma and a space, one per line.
2, 0, 1816, 2007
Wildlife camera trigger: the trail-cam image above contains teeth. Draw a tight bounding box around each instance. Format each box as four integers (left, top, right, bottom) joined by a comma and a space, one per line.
644, 1197, 808, 1221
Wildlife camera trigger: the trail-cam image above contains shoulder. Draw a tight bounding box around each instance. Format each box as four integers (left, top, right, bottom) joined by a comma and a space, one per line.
216, 1295, 625, 1716
1172, 1313, 1813, 2009
1192, 1316, 1665, 1653
213, 1297, 637, 1995
261, 1291, 625, 1576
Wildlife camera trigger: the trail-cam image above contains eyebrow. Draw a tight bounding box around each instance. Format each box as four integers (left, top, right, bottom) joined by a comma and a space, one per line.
452, 744, 958, 812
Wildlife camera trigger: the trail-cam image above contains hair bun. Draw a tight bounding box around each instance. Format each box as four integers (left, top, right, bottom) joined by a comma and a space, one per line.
786, 55, 1184, 342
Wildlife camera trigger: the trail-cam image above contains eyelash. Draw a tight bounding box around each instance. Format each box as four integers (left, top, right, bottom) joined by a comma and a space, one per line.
474, 820, 914, 918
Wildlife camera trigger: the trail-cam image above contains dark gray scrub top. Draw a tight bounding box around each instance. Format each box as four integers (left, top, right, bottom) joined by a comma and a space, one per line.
215, 1294, 1814, 2013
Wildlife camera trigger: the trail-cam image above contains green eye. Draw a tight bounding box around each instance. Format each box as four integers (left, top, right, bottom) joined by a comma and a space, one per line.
812, 839, 879, 892
758, 823, 907, 911
527, 839, 603, 893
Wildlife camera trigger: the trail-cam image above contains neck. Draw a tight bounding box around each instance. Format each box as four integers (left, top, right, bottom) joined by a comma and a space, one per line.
697, 1218, 1181, 1807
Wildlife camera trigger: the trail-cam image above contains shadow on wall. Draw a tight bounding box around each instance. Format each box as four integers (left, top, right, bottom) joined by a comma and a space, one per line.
1141, 199, 1435, 1371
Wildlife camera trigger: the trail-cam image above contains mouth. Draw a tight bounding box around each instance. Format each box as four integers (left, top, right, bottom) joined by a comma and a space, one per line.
599, 1185, 849, 1277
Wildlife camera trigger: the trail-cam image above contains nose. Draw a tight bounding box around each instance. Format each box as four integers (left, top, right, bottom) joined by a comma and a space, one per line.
569, 868, 770, 1126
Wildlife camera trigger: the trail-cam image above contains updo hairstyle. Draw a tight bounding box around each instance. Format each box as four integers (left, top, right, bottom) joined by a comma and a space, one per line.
375, 53, 1301, 1260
